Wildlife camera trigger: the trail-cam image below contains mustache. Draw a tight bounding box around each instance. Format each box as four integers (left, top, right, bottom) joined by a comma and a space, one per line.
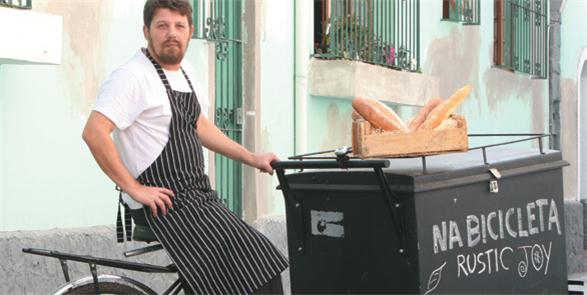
164, 40, 181, 47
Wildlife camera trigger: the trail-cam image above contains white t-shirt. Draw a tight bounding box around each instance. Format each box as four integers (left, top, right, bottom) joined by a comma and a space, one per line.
94, 50, 209, 209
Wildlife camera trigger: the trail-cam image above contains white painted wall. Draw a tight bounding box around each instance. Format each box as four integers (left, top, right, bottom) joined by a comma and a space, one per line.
0, 7, 62, 64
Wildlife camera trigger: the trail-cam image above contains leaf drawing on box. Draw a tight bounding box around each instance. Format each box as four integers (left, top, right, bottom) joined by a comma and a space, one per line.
424, 262, 447, 295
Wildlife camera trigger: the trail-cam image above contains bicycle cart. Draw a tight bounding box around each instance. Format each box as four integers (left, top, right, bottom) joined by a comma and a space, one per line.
272, 134, 569, 294
23, 222, 183, 294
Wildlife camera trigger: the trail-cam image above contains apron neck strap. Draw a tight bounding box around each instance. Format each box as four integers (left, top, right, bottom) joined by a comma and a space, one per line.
142, 48, 195, 94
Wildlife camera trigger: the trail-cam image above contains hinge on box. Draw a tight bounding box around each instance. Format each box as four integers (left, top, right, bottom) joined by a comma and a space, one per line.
488, 168, 501, 193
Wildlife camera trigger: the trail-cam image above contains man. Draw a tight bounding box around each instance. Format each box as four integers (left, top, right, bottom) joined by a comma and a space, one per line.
82, 0, 288, 293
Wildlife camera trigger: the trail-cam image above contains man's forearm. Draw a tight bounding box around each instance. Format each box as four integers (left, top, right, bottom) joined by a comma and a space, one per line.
196, 115, 254, 166
82, 115, 141, 194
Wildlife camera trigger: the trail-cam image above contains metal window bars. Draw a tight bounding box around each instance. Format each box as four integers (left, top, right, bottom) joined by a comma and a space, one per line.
495, 0, 548, 79
0, 0, 31, 9
192, 0, 242, 60
442, 0, 480, 25
315, 0, 420, 73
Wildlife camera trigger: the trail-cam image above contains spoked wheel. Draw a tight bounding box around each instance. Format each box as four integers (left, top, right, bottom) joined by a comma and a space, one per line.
53, 274, 157, 295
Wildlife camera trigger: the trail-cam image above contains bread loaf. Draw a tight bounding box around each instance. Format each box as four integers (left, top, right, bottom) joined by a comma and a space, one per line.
420, 85, 471, 130
408, 97, 443, 131
352, 97, 408, 132
352, 110, 364, 121
435, 117, 459, 130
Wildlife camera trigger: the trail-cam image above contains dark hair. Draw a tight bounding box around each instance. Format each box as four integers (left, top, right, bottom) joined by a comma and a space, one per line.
143, 0, 193, 27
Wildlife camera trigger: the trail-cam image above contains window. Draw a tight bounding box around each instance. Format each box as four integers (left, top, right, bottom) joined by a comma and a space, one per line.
0, 0, 31, 9
494, 0, 548, 79
314, 0, 420, 72
442, 0, 480, 25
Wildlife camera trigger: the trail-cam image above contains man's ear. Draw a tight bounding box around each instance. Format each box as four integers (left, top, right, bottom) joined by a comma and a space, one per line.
190, 24, 195, 37
143, 25, 149, 40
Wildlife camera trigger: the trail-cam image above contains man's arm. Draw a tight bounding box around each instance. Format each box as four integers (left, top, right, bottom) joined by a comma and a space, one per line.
196, 114, 278, 174
82, 111, 174, 217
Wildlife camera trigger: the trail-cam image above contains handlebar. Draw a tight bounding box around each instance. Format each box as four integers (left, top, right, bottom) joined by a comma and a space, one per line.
271, 159, 390, 170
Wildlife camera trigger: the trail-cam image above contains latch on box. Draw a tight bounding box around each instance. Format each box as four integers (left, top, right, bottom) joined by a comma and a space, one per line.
488, 168, 501, 193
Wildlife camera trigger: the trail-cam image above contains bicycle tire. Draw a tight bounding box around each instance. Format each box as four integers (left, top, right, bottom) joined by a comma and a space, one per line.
53, 274, 157, 295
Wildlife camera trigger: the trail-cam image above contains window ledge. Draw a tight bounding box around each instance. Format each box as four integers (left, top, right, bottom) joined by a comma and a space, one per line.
309, 58, 439, 106
0, 7, 63, 65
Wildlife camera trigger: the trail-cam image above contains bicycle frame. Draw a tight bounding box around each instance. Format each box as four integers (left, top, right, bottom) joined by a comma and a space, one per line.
22, 245, 183, 295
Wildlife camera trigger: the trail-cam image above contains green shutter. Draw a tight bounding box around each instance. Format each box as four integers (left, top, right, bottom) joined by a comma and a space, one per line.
496, 0, 547, 79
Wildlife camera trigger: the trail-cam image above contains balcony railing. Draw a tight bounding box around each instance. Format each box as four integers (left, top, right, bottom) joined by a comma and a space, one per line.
495, 0, 548, 79
315, 0, 420, 72
442, 0, 480, 25
0, 0, 31, 9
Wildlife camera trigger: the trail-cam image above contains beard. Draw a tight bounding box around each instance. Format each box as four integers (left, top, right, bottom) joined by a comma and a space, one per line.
150, 39, 185, 65
159, 45, 184, 64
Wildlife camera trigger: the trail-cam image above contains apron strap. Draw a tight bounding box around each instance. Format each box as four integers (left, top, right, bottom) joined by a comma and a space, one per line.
115, 186, 132, 243
143, 48, 196, 94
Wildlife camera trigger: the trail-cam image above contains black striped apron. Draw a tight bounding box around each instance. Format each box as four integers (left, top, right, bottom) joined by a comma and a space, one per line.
137, 49, 288, 294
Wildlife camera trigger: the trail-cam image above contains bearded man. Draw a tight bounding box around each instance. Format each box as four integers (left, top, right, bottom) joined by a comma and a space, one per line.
82, 0, 288, 293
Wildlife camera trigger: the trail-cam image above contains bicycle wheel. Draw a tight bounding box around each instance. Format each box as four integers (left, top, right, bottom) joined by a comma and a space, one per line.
53, 274, 157, 295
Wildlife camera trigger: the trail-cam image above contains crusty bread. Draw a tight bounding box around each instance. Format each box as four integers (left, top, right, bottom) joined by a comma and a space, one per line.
352, 110, 364, 121
435, 117, 459, 130
352, 97, 409, 132
408, 97, 443, 131
420, 85, 472, 130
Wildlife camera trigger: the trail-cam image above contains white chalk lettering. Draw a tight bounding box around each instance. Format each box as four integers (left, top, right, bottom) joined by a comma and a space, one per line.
535, 199, 548, 231
484, 249, 493, 274
430, 198, 562, 254
433, 222, 447, 254
477, 251, 487, 274
466, 253, 477, 274
457, 254, 467, 277
500, 247, 513, 270
541, 242, 552, 275
487, 212, 498, 240
466, 215, 480, 247
505, 208, 517, 238
548, 200, 561, 235
498, 209, 505, 239
481, 214, 487, 244
531, 244, 543, 271
527, 202, 539, 235
449, 220, 463, 250
517, 208, 529, 237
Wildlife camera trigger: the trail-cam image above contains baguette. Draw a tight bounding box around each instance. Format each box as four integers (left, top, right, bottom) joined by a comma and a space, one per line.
352, 110, 364, 121
435, 117, 459, 130
420, 85, 472, 130
408, 97, 443, 131
352, 97, 409, 132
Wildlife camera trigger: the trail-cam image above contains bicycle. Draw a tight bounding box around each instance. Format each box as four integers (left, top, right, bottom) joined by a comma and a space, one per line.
23, 220, 184, 295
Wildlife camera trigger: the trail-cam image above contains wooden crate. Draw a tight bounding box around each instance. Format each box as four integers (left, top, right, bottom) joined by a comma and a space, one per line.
352, 115, 469, 158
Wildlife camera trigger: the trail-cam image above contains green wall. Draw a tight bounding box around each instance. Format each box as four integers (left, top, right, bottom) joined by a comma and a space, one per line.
561, 1, 587, 79
259, 0, 294, 216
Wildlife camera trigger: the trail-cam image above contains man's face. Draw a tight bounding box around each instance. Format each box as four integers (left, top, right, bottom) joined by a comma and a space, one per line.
144, 8, 194, 66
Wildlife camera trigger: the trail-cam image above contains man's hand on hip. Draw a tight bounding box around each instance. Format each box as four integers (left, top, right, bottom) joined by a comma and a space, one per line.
251, 153, 280, 175
127, 185, 175, 217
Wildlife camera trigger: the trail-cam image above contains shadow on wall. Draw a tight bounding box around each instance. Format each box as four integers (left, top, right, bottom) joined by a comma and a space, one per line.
425, 24, 546, 133
425, 26, 481, 103
34, 1, 112, 117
